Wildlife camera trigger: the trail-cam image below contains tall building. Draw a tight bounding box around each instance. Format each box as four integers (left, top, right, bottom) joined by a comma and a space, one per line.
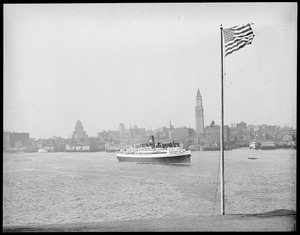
72, 120, 88, 143
195, 89, 204, 136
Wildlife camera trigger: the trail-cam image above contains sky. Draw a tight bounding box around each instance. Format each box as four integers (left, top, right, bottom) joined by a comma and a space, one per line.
4, 3, 297, 139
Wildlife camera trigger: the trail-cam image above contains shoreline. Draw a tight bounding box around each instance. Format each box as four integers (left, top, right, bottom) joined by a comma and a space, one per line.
3, 210, 296, 232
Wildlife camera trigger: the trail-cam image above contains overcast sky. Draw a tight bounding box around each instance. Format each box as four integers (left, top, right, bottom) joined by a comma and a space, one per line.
4, 3, 297, 139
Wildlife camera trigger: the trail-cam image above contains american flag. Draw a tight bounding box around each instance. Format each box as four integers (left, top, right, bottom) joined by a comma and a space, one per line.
223, 23, 254, 57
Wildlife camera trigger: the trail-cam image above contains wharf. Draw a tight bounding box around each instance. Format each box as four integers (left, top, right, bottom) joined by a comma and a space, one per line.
3, 210, 296, 232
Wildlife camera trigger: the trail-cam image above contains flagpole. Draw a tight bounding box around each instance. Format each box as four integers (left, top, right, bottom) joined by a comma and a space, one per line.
220, 24, 225, 215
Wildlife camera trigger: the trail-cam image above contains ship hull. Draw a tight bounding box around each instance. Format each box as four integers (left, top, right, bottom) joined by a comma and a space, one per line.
116, 153, 191, 164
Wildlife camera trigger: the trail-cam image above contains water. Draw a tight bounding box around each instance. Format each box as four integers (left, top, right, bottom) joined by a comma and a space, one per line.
3, 148, 296, 226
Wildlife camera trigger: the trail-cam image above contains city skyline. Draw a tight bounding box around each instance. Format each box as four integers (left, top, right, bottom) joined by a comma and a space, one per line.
4, 3, 297, 139
3, 119, 295, 140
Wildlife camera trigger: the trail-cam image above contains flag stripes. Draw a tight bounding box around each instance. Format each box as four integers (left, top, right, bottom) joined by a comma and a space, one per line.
223, 23, 254, 56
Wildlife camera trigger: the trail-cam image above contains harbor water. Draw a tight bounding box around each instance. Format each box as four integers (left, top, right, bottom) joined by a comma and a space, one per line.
3, 148, 296, 226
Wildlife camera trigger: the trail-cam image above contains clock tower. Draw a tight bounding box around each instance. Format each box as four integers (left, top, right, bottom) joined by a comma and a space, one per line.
195, 89, 204, 137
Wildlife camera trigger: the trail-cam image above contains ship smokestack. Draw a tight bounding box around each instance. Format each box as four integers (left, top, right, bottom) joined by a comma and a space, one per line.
149, 135, 155, 149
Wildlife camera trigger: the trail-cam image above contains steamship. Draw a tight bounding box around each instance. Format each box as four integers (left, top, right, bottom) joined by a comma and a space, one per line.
116, 136, 191, 164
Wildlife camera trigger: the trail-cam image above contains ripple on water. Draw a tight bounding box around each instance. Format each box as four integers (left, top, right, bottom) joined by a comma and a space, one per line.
3, 150, 296, 226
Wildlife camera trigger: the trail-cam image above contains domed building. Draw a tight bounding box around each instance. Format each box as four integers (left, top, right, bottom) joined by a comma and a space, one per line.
72, 120, 88, 143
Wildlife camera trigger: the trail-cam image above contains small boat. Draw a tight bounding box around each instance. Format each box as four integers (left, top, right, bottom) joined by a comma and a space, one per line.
116, 136, 191, 164
248, 157, 257, 160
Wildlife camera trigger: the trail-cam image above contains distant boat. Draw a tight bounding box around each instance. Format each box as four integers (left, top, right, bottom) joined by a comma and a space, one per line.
116, 135, 191, 164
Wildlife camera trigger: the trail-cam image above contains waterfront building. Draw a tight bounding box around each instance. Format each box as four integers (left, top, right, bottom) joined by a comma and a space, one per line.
3, 131, 30, 151
98, 130, 121, 143
229, 127, 251, 141
131, 125, 148, 143
274, 129, 296, 141
258, 124, 279, 135
229, 124, 252, 147
229, 128, 239, 142
171, 126, 195, 147
248, 125, 255, 133
3, 132, 10, 151
71, 120, 88, 143
155, 127, 170, 143
31, 138, 44, 149
236, 121, 247, 130
118, 124, 150, 144
108, 130, 121, 142
202, 125, 230, 146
